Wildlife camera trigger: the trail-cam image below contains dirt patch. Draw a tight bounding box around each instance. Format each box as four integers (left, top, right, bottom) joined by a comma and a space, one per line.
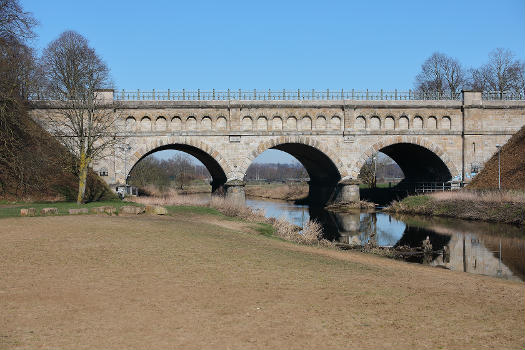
1, 215, 524, 349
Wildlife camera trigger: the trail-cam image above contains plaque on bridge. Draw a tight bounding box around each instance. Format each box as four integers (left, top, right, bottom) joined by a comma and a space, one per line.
229, 135, 241, 143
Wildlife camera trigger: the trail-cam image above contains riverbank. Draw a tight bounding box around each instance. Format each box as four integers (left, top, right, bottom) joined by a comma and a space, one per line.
245, 182, 308, 201
386, 190, 525, 225
1, 211, 523, 349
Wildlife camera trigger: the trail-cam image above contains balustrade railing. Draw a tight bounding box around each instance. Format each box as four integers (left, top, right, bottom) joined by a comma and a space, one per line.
113, 89, 466, 101
482, 91, 525, 100
29, 89, 524, 102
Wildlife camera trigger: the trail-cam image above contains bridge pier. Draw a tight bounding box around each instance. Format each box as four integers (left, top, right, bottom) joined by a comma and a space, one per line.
332, 180, 360, 204
224, 180, 245, 206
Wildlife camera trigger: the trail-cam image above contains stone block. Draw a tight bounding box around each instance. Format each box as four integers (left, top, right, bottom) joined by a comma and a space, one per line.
68, 208, 89, 215
120, 205, 145, 215
90, 206, 117, 215
145, 205, 168, 215
40, 207, 59, 215
20, 208, 36, 217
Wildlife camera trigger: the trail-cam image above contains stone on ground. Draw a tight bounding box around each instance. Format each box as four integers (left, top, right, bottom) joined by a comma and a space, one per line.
119, 205, 145, 215
40, 208, 58, 215
145, 205, 168, 215
68, 208, 89, 215
20, 208, 36, 217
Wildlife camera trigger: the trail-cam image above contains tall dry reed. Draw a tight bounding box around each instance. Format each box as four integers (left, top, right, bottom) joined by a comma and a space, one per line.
430, 190, 525, 203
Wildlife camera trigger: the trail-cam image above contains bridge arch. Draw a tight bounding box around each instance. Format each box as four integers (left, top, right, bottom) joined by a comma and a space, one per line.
241, 136, 350, 204
351, 136, 460, 182
241, 136, 348, 183
127, 137, 233, 192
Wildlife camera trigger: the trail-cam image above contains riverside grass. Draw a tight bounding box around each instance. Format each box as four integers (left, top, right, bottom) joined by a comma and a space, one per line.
133, 192, 333, 246
387, 190, 525, 225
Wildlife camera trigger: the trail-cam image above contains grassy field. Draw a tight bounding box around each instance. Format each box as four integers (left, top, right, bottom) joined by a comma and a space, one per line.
1, 209, 524, 349
0, 200, 142, 218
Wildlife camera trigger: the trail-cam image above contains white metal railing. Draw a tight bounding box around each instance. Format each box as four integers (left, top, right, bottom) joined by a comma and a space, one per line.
482, 91, 525, 100
113, 89, 465, 101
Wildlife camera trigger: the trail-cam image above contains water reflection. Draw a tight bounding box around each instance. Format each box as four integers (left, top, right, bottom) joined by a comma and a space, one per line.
246, 196, 525, 282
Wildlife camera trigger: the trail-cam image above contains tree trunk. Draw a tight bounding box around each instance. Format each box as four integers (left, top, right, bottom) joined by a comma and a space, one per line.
77, 152, 89, 204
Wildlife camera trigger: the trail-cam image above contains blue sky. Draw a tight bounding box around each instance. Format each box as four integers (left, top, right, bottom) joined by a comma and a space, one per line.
23, 0, 525, 163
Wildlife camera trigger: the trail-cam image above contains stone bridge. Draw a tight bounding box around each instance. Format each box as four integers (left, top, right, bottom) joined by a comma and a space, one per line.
29, 90, 525, 205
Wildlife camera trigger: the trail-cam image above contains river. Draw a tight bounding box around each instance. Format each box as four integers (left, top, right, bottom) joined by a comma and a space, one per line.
244, 196, 525, 282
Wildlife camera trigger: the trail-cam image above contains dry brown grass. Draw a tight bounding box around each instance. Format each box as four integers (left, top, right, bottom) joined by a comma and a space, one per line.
388, 190, 525, 225
245, 182, 308, 201
1, 215, 523, 349
133, 193, 329, 245
430, 190, 525, 203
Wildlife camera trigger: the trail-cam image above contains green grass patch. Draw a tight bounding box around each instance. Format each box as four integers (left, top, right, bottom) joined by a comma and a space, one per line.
0, 200, 141, 219
401, 195, 431, 208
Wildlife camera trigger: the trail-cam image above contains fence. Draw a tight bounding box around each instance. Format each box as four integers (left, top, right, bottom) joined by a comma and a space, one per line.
113, 89, 467, 101
405, 181, 464, 193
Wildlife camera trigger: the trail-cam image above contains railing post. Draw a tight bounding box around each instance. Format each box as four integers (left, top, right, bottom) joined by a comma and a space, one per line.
239, 88, 241, 100
297, 89, 300, 100
167, 89, 170, 100
327, 88, 330, 100
352, 88, 354, 100
152, 89, 155, 100
227, 88, 230, 100
182, 89, 185, 100
268, 88, 271, 100
197, 89, 200, 100
312, 89, 315, 100
254, 89, 256, 100
409, 89, 412, 100
137, 89, 140, 100
121, 89, 124, 100
283, 89, 285, 100
395, 89, 397, 100
366, 89, 369, 100
213, 88, 215, 100
380, 89, 383, 100
341, 88, 344, 100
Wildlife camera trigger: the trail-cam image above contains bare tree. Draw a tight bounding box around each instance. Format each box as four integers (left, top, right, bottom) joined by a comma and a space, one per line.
415, 52, 466, 96
0, 0, 37, 41
470, 48, 525, 95
41, 31, 119, 203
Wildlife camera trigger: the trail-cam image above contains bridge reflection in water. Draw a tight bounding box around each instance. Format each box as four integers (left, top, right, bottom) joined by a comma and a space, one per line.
245, 197, 525, 282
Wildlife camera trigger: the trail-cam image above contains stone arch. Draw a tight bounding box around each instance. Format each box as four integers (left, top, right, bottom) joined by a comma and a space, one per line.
216, 116, 227, 130
171, 116, 182, 130
398, 116, 409, 129
352, 136, 459, 181
140, 116, 151, 131
201, 116, 212, 130
125, 116, 136, 131
316, 116, 326, 130
286, 116, 297, 130
240, 135, 348, 182
441, 116, 451, 129
242, 116, 253, 131
155, 116, 167, 131
272, 116, 283, 130
369, 116, 381, 130
257, 116, 268, 131
427, 116, 437, 129
413, 116, 423, 129
330, 116, 341, 129
384, 116, 395, 130
301, 116, 312, 130
355, 116, 366, 129
128, 138, 233, 191
186, 116, 196, 130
